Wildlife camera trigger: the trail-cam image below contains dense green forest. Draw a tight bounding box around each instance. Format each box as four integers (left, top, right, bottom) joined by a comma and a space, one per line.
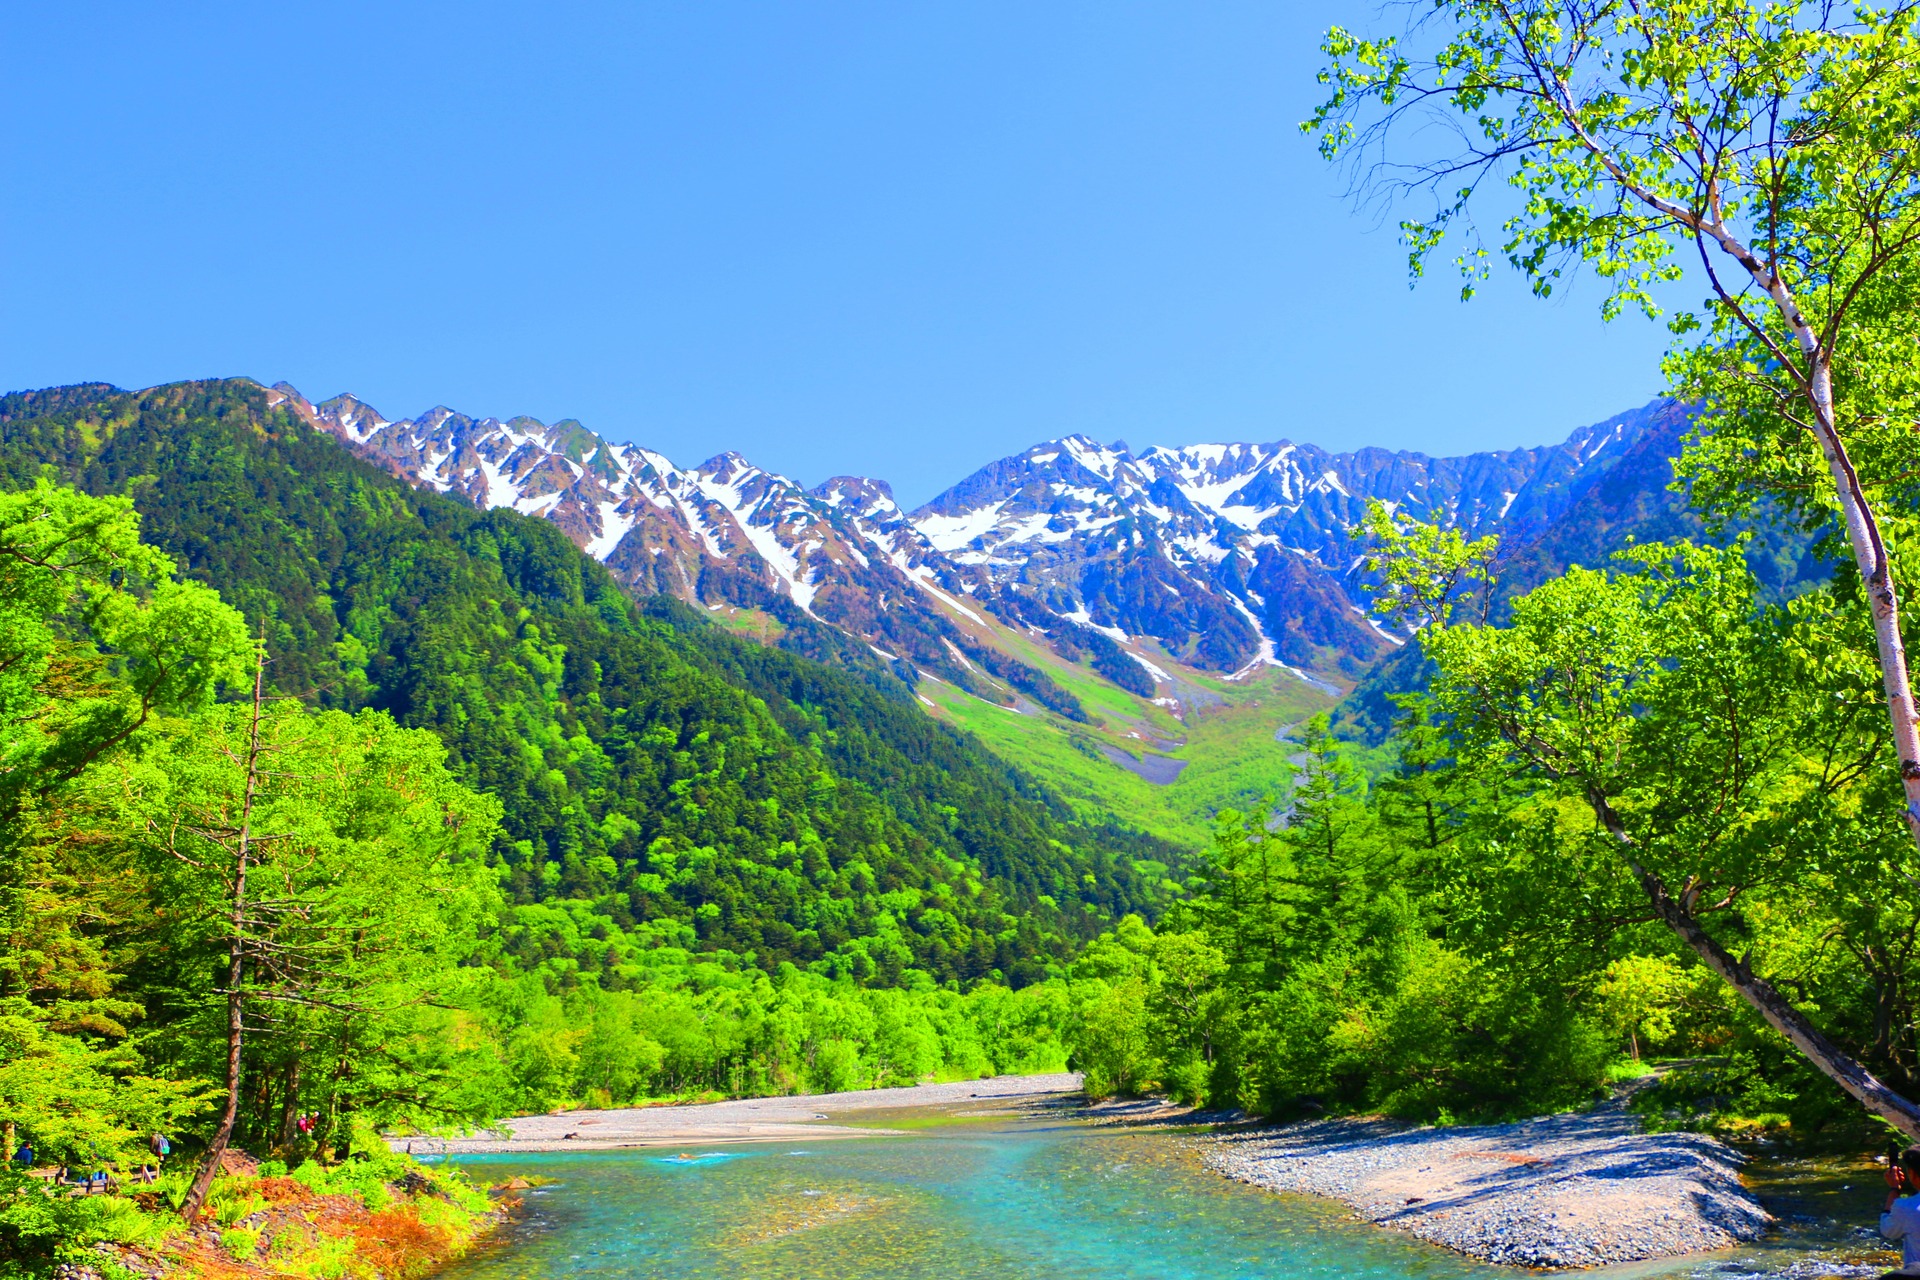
9, 361, 1920, 1259
0, 381, 1189, 1267
0, 444, 1165, 1269
0, 380, 1177, 986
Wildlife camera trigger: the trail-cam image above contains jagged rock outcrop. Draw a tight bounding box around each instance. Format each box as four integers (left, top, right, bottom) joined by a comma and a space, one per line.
266, 381, 1681, 686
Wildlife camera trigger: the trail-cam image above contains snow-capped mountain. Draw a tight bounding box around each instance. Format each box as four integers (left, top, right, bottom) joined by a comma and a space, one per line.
267, 381, 1684, 703
269, 384, 1088, 713
910, 401, 1680, 675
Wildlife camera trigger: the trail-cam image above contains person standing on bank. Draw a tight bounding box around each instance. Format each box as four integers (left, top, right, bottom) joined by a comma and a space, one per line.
1882, 1147, 1920, 1275
141, 1132, 170, 1184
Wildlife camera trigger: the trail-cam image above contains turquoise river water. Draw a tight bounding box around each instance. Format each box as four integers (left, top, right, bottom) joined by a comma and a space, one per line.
434, 1108, 1888, 1280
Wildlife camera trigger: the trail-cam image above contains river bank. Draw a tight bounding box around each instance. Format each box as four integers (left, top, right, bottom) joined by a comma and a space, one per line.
413, 1073, 1882, 1274
393, 1072, 1085, 1154
51, 1149, 508, 1280
1199, 1101, 1774, 1269
430, 1099, 1501, 1280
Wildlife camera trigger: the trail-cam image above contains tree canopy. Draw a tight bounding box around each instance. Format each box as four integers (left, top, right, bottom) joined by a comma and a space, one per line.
1311, 0, 1920, 1138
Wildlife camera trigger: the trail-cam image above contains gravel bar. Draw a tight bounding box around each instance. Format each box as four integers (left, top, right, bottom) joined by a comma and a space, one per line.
1203, 1102, 1773, 1268
392, 1071, 1084, 1155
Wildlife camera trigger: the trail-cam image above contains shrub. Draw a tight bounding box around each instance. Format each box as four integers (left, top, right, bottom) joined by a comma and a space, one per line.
0, 1178, 177, 1273
1075, 978, 1155, 1099
221, 1224, 263, 1262
208, 1183, 265, 1227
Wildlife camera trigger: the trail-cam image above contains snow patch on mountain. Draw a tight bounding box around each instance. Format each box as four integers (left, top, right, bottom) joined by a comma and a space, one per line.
268, 378, 1679, 683
1128, 651, 1173, 684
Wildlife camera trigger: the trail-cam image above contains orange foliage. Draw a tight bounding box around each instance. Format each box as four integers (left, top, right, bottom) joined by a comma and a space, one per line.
113, 1174, 499, 1280
253, 1176, 309, 1203
354, 1205, 454, 1276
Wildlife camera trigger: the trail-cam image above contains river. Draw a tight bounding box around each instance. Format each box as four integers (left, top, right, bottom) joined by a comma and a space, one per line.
434, 1106, 1894, 1280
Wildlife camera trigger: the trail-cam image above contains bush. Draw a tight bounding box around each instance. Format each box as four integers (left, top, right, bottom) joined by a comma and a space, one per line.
221, 1223, 263, 1262
1630, 1041, 1865, 1139
1326, 941, 1610, 1121
0, 1177, 176, 1274
208, 1182, 265, 1227
808, 1040, 865, 1093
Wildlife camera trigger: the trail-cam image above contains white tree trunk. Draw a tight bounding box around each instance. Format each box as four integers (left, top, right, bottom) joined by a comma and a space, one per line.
1589, 791, 1920, 1138
1800, 354, 1920, 847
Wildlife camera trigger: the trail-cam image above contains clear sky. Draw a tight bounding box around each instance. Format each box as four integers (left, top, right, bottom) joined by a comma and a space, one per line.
1, 2, 1677, 508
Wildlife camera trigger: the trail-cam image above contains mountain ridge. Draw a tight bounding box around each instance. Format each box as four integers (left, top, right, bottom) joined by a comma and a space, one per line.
0, 377, 1179, 982
270, 380, 1684, 699
4, 374, 1717, 849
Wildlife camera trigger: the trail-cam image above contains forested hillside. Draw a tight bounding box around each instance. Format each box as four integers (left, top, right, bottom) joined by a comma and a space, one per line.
0, 379, 1175, 986
1333, 403, 1830, 745
32, 2, 1920, 1276
2, 470, 1152, 1271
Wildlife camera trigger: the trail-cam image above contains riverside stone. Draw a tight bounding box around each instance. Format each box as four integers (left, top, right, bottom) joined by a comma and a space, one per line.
1202, 1102, 1772, 1268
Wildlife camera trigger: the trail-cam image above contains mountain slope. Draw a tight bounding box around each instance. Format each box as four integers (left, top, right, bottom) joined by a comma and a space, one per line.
1332, 400, 1829, 744
8, 378, 1741, 861
0, 379, 1175, 986
290, 385, 1674, 694
908, 404, 1668, 678
285, 387, 1087, 718
254, 383, 1724, 844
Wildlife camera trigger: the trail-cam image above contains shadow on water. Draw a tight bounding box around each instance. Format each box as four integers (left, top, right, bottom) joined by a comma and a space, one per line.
435, 1105, 1907, 1280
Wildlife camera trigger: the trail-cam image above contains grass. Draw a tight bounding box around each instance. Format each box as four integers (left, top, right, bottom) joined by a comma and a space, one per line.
222, 1224, 264, 1263
1607, 1058, 1660, 1082
703, 574, 1350, 858
705, 603, 787, 643
912, 606, 1340, 854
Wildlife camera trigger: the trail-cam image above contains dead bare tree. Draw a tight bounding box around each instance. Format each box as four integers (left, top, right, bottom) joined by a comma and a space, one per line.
175, 644, 271, 1222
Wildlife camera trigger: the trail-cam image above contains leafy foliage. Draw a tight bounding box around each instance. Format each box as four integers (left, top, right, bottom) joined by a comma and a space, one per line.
0, 388, 1190, 1268
0, 471, 1117, 1271
1061, 715, 1612, 1122
0, 380, 1171, 987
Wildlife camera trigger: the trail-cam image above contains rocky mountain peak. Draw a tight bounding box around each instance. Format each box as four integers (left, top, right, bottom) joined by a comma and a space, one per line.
278, 378, 1682, 694
814, 475, 898, 515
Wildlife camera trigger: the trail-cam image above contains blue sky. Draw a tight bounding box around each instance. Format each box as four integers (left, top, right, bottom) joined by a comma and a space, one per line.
1, 2, 1676, 508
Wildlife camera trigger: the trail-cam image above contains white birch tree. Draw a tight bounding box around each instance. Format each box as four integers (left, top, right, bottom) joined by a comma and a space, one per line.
1317, 0, 1920, 1135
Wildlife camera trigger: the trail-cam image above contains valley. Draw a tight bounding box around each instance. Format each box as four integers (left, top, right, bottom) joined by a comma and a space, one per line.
0, 375, 1897, 1279
907, 621, 1335, 853
262, 381, 1709, 843
697, 563, 1341, 853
